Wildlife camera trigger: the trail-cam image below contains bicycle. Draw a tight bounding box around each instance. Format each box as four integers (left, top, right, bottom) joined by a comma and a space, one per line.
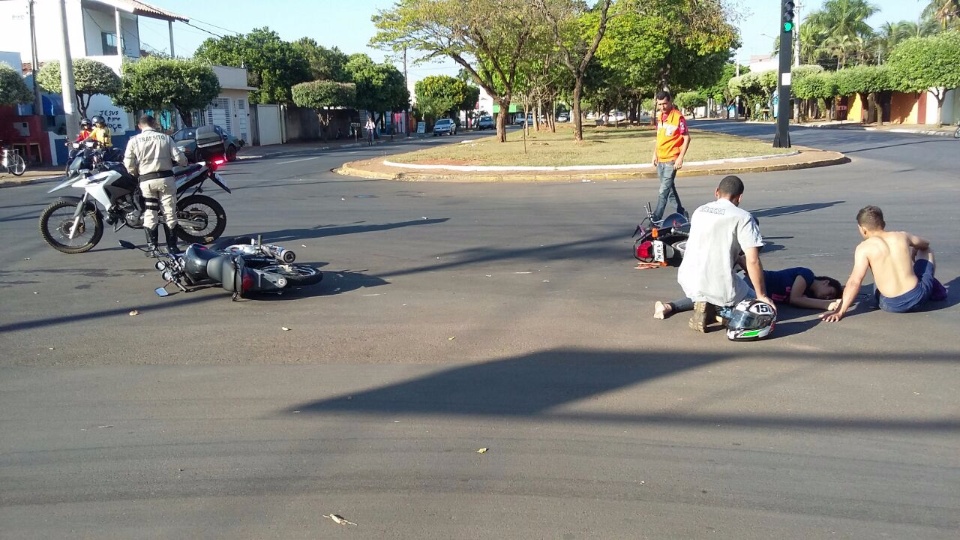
1, 143, 27, 176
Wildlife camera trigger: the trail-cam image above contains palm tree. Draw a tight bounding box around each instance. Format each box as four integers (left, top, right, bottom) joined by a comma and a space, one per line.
806, 0, 879, 67
923, 0, 960, 29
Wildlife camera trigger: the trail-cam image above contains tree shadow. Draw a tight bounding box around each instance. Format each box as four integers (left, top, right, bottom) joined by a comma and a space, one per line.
750, 201, 845, 219
282, 347, 960, 431
242, 218, 450, 244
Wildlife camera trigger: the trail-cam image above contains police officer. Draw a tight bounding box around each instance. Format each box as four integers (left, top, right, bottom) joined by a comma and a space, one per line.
124, 115, 188, 256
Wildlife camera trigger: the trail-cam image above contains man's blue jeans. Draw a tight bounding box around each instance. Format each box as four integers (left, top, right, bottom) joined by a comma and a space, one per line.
652, 161, 684, 221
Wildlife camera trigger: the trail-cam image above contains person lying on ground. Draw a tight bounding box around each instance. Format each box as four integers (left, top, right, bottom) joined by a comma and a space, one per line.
655, 267, 843, 319
821, 205, 947, 322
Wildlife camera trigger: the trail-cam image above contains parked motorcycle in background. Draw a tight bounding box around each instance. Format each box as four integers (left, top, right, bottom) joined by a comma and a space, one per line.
39, 157, 230, 254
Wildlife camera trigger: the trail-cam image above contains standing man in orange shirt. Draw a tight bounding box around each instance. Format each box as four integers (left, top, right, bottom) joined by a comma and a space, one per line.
651, 90, 691, 222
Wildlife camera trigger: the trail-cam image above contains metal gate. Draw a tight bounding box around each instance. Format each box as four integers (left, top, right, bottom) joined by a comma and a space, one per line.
205, 98, 231, 135
255, 104, 282, 146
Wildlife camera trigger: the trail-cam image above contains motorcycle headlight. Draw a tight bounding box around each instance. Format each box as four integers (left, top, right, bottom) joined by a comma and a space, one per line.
155, 261, 167, 271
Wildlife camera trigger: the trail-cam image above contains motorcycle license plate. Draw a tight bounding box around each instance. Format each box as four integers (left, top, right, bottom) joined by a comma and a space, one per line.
653, 240, 665, 262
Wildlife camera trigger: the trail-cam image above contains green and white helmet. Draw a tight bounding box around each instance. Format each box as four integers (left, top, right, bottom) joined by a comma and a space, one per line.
726, 299, 776, 341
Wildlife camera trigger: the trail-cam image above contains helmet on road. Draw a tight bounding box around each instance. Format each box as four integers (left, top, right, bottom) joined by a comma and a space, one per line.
80, 118, 92, 129
726, 299, 776, 341
92, 115, 105, 126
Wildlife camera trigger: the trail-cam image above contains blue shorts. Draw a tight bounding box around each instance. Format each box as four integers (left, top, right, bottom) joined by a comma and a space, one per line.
878, 259, 935, 313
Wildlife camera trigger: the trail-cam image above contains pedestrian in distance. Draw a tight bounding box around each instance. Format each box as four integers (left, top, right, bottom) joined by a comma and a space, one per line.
821, 205, 948, 322
365, 117, 376, 146
675, 175, 775, 332
123, 114, 188, 257
651, 90, 691, 222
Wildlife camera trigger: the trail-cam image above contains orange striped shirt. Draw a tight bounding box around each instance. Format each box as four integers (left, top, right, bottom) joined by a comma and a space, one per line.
656, 108, 688, 161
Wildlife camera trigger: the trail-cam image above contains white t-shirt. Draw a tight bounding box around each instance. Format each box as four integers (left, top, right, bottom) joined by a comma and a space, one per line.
677, 198, 764, 306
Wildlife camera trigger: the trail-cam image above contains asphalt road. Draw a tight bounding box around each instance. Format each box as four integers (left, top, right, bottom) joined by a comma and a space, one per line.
1, 122, 958, 538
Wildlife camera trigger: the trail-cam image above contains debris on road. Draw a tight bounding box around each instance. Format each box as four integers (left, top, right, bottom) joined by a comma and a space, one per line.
477, 447, 488, 454
129, 310, 139, 316
324, 514, 357, 526
281, 327, 291, 331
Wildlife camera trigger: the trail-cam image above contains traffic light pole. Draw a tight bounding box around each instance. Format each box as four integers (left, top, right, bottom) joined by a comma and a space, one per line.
773, 0, 795, 148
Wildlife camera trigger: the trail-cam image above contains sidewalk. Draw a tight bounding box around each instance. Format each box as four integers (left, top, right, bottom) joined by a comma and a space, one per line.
764, 119, 958, 137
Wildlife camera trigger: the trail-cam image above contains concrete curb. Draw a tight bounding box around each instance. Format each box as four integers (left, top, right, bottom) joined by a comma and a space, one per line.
335, 150, 850, 183
797, 122, 957, 137
0, 173, 63, 189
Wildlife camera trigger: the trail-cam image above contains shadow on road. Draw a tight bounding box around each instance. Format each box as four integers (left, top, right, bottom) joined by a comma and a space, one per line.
0, 292, 222, 334
750, 201, 845, 219
242, 218, 450, 244
283, 347, 960, 431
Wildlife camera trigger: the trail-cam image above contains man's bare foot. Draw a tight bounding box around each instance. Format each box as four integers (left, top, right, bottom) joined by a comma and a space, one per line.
654, 301, 673, 319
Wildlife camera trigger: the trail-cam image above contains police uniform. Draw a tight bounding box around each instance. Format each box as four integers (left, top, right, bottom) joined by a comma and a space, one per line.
124, 125, 188, 255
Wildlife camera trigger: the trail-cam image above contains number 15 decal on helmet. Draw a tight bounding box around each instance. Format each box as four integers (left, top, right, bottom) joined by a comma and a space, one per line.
726, 299, 776, 341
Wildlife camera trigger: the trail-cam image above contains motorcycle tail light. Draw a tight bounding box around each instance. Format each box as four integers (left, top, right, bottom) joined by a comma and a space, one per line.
241, 271, 254, 293
636, 241, 652, 260
211, 158, 226, 170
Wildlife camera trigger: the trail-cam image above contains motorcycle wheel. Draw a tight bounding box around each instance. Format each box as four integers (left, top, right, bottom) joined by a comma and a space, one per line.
38, 197, 103, 254
175, 195, 226, 245
258, 264, 323, 287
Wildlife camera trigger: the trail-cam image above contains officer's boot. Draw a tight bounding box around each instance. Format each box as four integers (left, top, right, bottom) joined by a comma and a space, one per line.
162, 223, 181, 254
144, 226, 159, 257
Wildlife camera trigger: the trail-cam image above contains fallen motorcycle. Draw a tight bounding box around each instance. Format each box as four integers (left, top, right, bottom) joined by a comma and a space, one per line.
632, 202, 690, 267
40, 158, 230, 254
119, 235, 323, 300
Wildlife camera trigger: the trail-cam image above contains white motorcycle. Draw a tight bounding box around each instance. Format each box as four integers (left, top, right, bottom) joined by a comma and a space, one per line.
39, 158, 231, 254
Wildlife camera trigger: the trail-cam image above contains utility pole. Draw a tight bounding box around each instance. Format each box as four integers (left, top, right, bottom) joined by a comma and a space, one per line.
773, 0, 795, 148
57, 0, 79, 141
28, 0, 42, 116
403, 46, 409, 136
793, 1, 802, 123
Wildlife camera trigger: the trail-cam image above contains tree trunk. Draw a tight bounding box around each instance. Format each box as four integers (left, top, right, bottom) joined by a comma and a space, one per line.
496, 97, 511, 143
176, 106, 193, 128
571, 79, 584, 142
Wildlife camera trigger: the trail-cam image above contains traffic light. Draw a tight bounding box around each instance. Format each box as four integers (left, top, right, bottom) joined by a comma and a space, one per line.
782, 0, 796, 33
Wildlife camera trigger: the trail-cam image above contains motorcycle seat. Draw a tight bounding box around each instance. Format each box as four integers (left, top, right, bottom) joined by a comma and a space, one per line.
173, 163, 203, 176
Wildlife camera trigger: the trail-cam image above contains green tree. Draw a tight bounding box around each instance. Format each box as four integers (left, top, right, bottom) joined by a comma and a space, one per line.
533, 0, 615, 141
414, 75, 474, 122
793, 68, 835, 120
371, 0, 541, 142
114, 57, 221, 127
922, 0, 960, 30
673, 90, 707, 117
887, 31, 960, 124
805, 0, 878, 68
35, 58, 121, 119
195, 27, 310, 104
291, 80, 356, 139
293, 38, 350, 82
344, 53, 410, 125
0, 63, 31, 106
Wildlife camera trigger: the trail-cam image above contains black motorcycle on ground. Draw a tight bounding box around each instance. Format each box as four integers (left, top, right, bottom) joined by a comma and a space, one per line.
632, 202, 690, 267
120, 235, 323, 300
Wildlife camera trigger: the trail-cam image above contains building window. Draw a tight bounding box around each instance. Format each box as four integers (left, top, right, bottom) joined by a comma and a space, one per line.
101, 32, 118, 55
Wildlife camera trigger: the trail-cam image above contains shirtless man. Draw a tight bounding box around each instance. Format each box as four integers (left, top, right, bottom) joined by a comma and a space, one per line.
821, 205, 945, 322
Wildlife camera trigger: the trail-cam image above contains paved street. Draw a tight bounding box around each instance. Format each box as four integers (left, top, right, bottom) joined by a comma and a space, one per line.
1, 122, 958, 538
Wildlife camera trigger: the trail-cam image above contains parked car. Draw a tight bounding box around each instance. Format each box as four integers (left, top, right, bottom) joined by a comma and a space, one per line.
476, 115, 495, 130
557, 112, 570, 122
173, 125, 244, 162
433, 118, 457, 136
514, 113, 535, 126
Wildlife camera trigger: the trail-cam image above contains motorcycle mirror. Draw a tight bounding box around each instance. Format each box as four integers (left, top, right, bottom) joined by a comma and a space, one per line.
154, 287, 170, 297
118, 240, 137, 250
